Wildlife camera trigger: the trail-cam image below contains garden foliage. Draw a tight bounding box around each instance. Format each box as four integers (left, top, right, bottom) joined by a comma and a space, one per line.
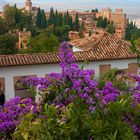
1, 42, 140, 140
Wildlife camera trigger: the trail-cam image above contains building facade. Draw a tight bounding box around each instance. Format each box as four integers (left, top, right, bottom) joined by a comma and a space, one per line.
51, 8, 128, 39
25, 0, 32, 11
101, 8, 128, 39
0, 58, 137, 101
0, 33, 138, 101
18, 29, 31, 49
23, 0, 38, 15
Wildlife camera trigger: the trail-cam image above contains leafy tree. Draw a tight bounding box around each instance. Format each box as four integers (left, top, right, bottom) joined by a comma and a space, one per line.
18, 12, 33, 30
91, 8, 98, 12
97, 16, 108, 28
0, 17, 9, 35
27, 33, 59, 53
73, 13, 80, 31
3, 4, 16, 28
107, 23, 115, 34
125, 21, 140, 41
0, 34, 17, 54
61, 25, 71, 41
3, 4, 22, 28
47, 25, 70, 42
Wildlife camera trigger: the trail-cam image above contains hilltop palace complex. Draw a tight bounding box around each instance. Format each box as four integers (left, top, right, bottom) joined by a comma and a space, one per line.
23, 0, 128, 39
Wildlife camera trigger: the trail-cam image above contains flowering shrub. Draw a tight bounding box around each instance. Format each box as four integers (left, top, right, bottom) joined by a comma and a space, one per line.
1, 42, 140, 139
0, 97, 34, 139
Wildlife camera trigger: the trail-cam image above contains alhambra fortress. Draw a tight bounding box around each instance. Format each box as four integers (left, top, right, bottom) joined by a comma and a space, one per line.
0, 0, 129, 49
0, 0, 138, 102
28, 0, 128, 48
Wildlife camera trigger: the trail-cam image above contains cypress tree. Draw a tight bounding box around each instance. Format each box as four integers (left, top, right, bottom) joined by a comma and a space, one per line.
79, 21, 84, 37
66, 10, 69, 25
58, 13, 63, 26
36, 7, 41, 28
55, 10, 59, 26
41, 10, 47, 29
14, 4, 20, 24
73, 13, 80, 31
68, 16, 73, 29
64, 13, 67, 25
49, 7, 55, 25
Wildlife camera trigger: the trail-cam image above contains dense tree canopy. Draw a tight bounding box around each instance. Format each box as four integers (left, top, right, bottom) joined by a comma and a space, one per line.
0, 5, 84, 55
36, 8, 47, 29
0, 17, 9, 35
26, 32, 59, 53
91, 8, 98, 12
125, 21, 140, 41
107, 22, 115, 34
3, 4, 36, 35
0, 34, 17, 54
97, 16, 108, 28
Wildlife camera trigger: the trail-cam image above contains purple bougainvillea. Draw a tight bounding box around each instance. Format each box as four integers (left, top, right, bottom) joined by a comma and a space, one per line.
18, 42, 140, 137
0, 97, 33, 133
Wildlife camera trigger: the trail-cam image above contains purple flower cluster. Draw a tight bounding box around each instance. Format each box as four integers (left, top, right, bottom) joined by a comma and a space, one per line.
102, 82, 120, 104
3, 41, 140, 138
21, 42, 97, 109
20, 42, 140, 118
0, 97, 33, 133
59, 41, 76, 71
21, 42, 121, 111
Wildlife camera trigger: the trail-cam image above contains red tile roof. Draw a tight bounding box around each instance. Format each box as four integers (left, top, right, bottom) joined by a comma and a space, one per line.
0, 33, 137, 67
70, 32, 131, 52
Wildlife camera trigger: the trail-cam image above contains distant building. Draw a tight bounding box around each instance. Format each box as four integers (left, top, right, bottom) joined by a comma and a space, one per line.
0, 32, 138, 101
115, 28, 125, 39
51, 8, 128, 39
0, 12, 4, 18
25, 0, 32, 11
68, 31, 79, 41
101, 8, 128, 39
18, 29, 31, 50
70, 32, 131, 52
23, 0, 38, 15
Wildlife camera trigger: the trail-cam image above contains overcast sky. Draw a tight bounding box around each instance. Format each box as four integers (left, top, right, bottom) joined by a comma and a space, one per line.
1, 0, 140, 16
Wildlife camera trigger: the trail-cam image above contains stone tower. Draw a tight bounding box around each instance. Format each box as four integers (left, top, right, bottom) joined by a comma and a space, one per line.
25, 0, 32, 11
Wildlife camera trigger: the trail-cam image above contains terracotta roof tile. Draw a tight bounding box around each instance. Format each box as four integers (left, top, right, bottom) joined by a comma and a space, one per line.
0, 33, 137, 67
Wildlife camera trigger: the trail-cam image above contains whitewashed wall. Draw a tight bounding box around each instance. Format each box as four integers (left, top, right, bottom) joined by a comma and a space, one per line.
0, 58, 137, 100
73, 46, 83, 52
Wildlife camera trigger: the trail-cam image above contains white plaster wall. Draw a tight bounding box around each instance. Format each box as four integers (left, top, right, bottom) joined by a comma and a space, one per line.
78, 59, 137, 78
73, 46, 83, 52
0, 64, 61, 101
0, 58, 137, 100
0, 64, 61, 78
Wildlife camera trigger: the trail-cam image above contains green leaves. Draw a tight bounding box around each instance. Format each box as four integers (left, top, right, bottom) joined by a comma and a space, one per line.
27, 32, 59, 53
0, 34, 18, 55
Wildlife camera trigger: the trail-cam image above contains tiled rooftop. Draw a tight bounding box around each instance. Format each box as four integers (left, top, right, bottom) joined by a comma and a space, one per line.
0, 32, 137, 67
70, 32, 131, 52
